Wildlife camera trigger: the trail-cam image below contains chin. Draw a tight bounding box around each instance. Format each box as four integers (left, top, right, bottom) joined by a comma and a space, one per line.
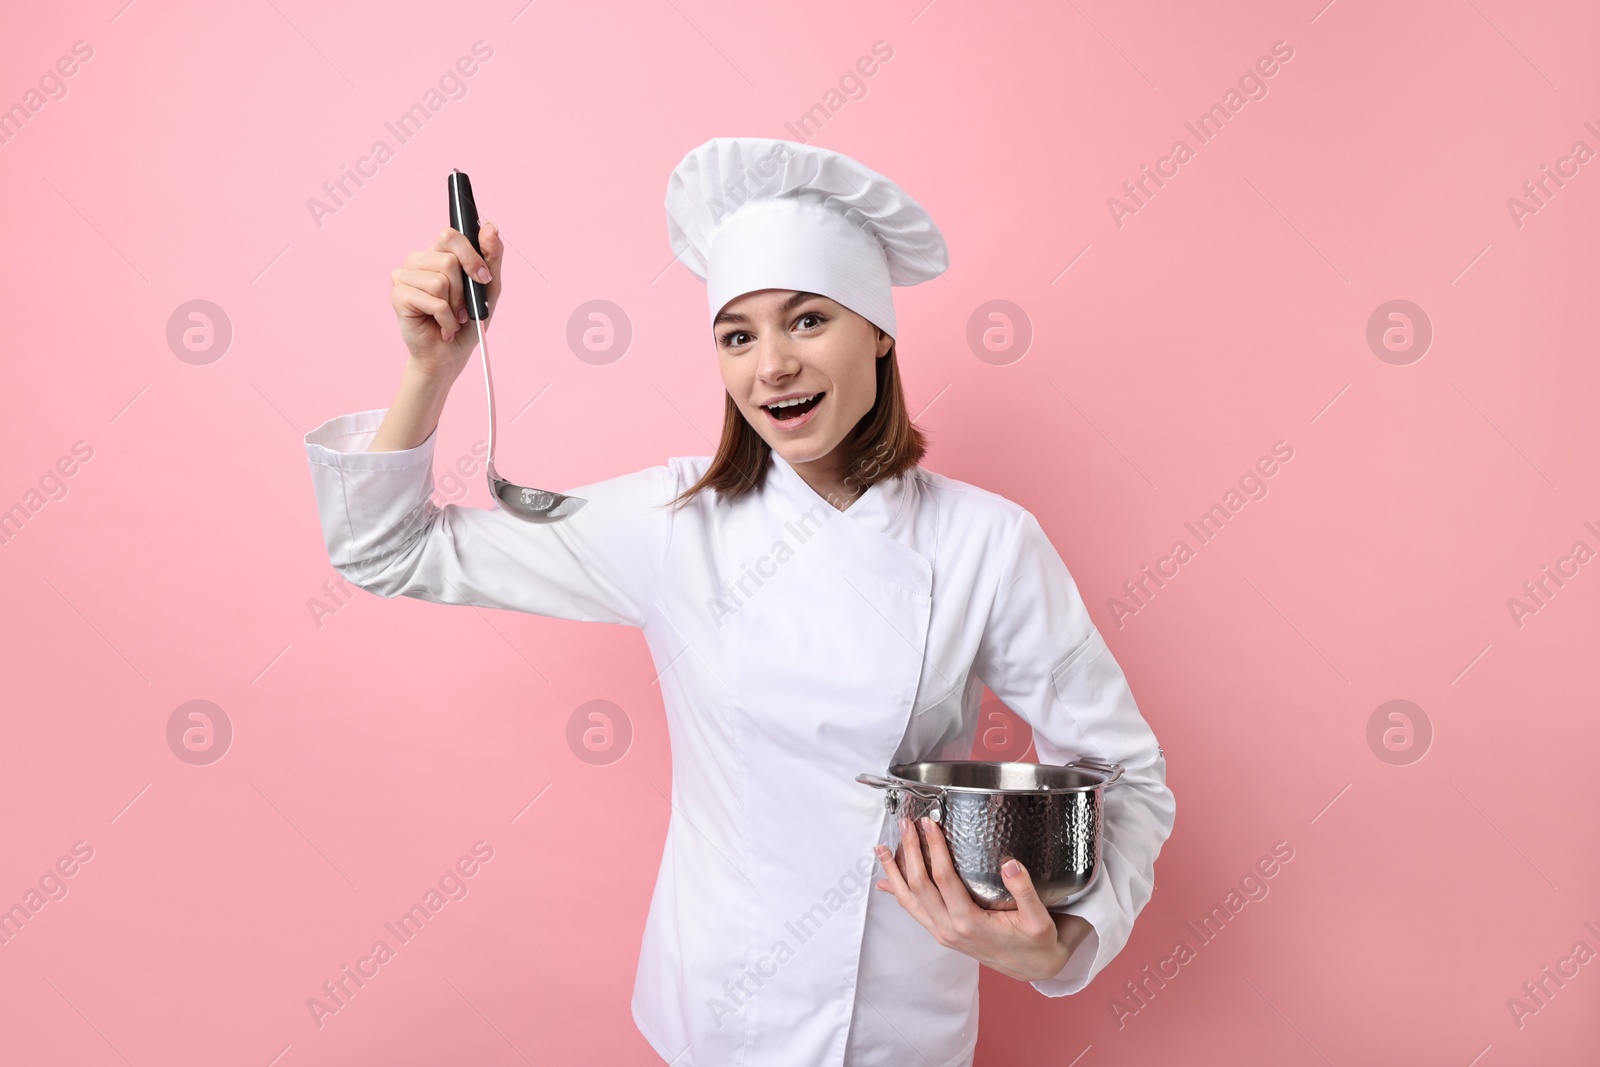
768, 437, 832, 466
766, 441, 805, 463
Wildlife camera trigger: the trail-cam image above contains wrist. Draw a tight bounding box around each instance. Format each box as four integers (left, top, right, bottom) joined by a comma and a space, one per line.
367, 360, 458, 453
404, 357, 464, 391
1000, 916, 1085, 983
400, 360, 461, 427
1057, 912, 1093, 955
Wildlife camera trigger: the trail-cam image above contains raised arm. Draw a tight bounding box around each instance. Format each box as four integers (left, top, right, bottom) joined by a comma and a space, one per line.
303, 221, 676, 628
305, 413, 674, 627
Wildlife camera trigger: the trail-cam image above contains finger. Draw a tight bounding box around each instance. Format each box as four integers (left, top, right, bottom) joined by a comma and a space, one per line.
898, 816, 930, 887
391, 280, 458, 340
391, 267, 465, 325
435, 224, 494, 311
873, 844, 932, 927
875, 844, 909, 894
919, 816, 982, 919
1000, 858, 1056, 936
400, 250, 465, 319
899, 817, 955, 935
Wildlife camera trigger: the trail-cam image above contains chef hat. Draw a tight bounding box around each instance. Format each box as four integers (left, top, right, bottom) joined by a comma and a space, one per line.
664, 136, 948, 339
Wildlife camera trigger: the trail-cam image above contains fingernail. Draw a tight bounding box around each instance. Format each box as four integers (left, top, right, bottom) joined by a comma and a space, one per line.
1003, 859, 1020, 878
476, 267, 492, 283
456, 306, 468, 323
920, 816, 933, 831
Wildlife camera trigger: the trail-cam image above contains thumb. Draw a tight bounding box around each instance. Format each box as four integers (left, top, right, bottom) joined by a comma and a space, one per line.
1002, 858, 1044, 913
479, 221, 504, 315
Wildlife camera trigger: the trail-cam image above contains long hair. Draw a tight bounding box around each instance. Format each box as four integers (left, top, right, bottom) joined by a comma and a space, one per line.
669, 341, 926, 510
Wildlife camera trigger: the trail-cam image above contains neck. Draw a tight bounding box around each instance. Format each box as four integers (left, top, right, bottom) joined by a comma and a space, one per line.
785, 448, 863, 512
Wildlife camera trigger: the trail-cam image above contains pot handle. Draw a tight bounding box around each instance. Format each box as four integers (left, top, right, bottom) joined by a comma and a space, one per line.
855, 773, 949, 822
1066, 755, 1125, 787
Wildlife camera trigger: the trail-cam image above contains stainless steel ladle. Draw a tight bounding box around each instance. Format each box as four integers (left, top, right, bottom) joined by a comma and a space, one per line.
449, 169, 586, 523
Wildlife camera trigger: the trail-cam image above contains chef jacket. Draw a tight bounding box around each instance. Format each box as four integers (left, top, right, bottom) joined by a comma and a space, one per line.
304, 409, 1176, 1067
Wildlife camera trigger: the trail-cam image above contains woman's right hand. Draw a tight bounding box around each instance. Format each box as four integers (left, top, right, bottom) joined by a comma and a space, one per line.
390, 221, 505, 380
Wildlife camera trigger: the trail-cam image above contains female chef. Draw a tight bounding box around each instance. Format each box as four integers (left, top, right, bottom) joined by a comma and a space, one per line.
304, 136, 1176, 1067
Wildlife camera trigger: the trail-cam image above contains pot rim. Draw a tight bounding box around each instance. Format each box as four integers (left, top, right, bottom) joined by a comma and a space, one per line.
860, 757, 1124, 796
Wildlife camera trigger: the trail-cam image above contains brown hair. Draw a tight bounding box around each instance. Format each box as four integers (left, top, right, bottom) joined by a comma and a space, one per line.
669, 339, 926, 511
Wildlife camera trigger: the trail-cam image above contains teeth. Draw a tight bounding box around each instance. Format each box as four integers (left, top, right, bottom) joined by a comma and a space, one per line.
767, 393, 820, 410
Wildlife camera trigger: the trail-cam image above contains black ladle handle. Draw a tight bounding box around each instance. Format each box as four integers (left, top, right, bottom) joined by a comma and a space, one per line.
448, 168, 489, 321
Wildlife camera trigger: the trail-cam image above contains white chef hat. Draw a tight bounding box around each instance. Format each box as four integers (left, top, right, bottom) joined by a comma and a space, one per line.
664, 136, 948, 340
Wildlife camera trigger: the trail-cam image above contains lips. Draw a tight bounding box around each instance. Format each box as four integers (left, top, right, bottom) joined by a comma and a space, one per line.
762, 392, 824, 421
761, 391, 825, 431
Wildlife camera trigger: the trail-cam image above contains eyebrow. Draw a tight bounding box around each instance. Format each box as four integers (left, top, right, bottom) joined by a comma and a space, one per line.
713, 291, 826, 327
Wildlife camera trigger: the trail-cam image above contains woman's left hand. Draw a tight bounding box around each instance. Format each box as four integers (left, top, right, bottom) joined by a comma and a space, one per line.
874, 815, 1094, 982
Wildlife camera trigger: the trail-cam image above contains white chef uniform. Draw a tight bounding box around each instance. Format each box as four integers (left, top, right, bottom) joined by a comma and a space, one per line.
303, 137, 1175, 1067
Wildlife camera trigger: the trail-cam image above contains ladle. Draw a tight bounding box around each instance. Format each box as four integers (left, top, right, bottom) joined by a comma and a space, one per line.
448, 169, 586, 523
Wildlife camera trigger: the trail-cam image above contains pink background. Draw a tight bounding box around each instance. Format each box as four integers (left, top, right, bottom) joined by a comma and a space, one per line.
2, 0, 1596, 1063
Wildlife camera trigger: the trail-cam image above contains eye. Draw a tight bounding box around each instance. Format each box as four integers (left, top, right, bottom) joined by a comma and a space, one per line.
719, 329, 751, 348
795, 311, 827, 331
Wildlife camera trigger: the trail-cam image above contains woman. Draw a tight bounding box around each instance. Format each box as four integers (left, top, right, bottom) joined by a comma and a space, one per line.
304, 136, 1175, 1067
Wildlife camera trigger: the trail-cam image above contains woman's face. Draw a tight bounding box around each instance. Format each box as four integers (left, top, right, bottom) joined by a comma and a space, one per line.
714, 289, 893, 469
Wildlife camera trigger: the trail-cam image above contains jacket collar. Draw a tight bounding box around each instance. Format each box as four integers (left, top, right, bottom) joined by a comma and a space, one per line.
764, 449, 914, 538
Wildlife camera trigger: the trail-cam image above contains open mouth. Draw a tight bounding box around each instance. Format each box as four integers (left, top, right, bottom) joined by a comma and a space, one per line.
763, 392, 825, 422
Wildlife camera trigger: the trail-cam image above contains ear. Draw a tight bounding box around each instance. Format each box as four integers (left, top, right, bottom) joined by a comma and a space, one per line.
876, 328, 894, 359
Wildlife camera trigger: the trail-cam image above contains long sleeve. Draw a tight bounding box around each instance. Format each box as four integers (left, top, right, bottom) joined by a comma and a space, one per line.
971, 508, 1176, 997
303, 409, 677, 627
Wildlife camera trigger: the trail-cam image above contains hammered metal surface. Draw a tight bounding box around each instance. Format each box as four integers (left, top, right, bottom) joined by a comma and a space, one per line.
892, 788, 1102, 910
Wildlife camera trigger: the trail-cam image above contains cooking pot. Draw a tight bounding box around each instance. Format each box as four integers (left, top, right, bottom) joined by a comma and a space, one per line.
857, 757, 1124, 911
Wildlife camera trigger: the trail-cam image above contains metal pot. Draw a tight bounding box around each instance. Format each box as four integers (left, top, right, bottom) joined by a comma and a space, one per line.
857, 758, 1124, 911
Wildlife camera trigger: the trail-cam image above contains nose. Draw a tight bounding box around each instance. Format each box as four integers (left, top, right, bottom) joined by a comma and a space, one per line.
754, 332, 802, 384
